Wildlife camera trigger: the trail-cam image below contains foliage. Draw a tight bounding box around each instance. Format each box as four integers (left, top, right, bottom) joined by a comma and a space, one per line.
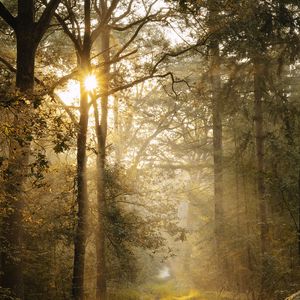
0, 0, 300, 299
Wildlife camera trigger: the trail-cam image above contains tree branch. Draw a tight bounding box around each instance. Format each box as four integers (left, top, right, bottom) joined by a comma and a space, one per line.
55, 13, 82, 53
0, 55, 16, 72
130, 112, 172, 172
111, 17, 152, 60
94, 71, 183, 100
0, 55, 77, 124
64, 0, 82, 46
35, 0, 61, 43
105, 0, 120, 22
111, 0, 134, 24
0, 1, 16, 30
91, 0, 120, 43
152, 33, 212, 74
110, 11, 159, 32
48, 67, 79, 92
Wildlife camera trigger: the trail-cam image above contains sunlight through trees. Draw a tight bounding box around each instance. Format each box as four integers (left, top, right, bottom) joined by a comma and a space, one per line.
0, 0, 300, 300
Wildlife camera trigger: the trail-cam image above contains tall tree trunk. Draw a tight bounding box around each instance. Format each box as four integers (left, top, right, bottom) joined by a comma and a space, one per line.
298, 170, 300, 264
72, 1, 91, 299
94, 108, 107, 300
242, 170, 255, 299
0, 1, 60, 298
1, 5, 36, 299
253, 57, 269, 299
210, 38, 224, 264
95, 28, 110, 300
207, 3, 224, 269
233, 126, 242, 293
113, 97, 121, 163
72, 83, 89, 300
1, 121, 30, 299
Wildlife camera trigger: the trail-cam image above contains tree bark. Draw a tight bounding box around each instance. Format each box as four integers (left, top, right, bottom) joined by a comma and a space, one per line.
210, 38, 224, 264
253, 57, 269, 300
298, 170, 300, 264
16, 0, 35, 91
71, 1, 91, 299
207, 2, 224, 268
95, 27, 110, 300
0, 1, 60, 297
1, 127, 30, 299
0, 2, 58, 298
113, 97, 121, 163
72, 82, 89, 300
1, 35, 36, 300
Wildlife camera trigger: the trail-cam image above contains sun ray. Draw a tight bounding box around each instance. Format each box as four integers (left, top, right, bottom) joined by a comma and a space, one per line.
84, 74, 97, 91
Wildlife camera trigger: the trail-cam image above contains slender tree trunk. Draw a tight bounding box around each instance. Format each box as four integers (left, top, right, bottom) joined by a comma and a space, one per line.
253, 57, 269, 300
72, 83, 89, 300
72, 1, 91, 299
233, 127, 242, 293
242, 165, 256, 299
210, 39, 224, 263
95, 28, 110, 300
113, 97, 121, 163
207, 3, 224, 270
94, 121, 107, 300
298, 170, 300, 264
234, 128, 240, 227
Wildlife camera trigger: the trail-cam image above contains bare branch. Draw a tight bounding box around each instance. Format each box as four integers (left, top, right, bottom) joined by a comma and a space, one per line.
152, 33, 212, 74
112, 18, 150, 60
0, 2, 16, 30
35, 0, 61, 43
130, 110, 173, 171
95, 71, 183, 99
55, 13, 82, 52
48, 68, 79, 92
111, 0, 134, 23
65, 0, 82, 46
0, 55, 16, 72
105, 0, 120, 22
110, 11, 158, 32
50, 92, 78, 124
93, 0, 101, 18
108, 49, 137, 64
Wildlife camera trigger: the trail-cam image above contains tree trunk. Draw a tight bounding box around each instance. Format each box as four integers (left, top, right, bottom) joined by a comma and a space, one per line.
1, 134, 29, 299
210, 39, 224, 264
298, 170, 300, 264
95, 28, 110, 300
71, 83, 89, 300
207, 3, 224, 269
16, 12, 35, 91
0, 1, 60, 298
72, 1, 91, 299
1, 14, 36, 300
95, 131, 107, 300
113, 97, 121, 163
253, 57, 269, 299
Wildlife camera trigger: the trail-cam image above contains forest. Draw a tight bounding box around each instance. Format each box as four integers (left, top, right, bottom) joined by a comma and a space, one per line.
0, 0, 300, 299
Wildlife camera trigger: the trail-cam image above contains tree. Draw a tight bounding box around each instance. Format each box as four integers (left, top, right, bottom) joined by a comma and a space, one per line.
0, 1, 61, 298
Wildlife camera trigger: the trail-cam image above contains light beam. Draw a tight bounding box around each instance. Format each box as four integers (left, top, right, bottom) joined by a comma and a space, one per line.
84, 74, 97, 91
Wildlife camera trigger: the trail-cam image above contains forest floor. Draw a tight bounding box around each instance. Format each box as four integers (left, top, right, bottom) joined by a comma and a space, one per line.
108, 280, 244, 300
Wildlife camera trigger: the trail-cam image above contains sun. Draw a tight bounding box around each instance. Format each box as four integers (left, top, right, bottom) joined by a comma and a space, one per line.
84, 74, 97, 91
